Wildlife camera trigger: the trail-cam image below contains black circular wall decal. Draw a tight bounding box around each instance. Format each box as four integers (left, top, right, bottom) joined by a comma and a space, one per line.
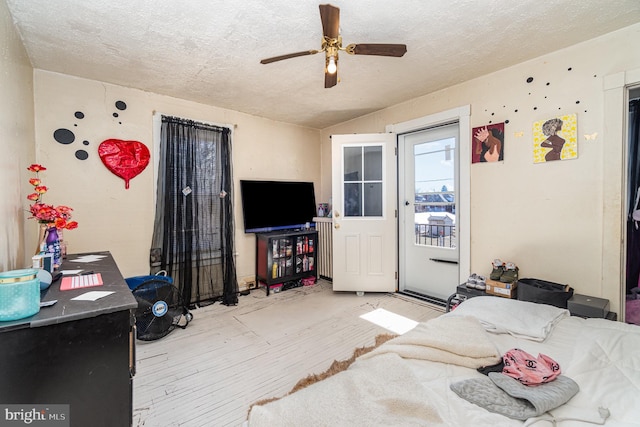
576, 100, 580, 104
546, 82, 550, 86
526, 77, 534, 83
534, 107, 538, 110
74, 111, 84, 119
491, 112, 495, 116
83, 140, 90, 146
113, 112, 119, 118
514, 109, 518, 112
115, 100, 127, 110
75, 150, 89, 160
53, 128, 75, 145
73, 124, 77, 127
568, 67, 572, 71
505, 119, 510, 124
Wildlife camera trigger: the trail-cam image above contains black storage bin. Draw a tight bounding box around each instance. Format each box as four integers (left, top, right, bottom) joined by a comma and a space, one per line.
516, 278, 574, 308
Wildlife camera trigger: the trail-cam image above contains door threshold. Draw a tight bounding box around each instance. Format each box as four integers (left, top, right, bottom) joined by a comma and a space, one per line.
399, 290, 446, 308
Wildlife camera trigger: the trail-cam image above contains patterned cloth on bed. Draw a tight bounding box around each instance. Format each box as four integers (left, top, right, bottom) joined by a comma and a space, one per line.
450, 373, 579, 420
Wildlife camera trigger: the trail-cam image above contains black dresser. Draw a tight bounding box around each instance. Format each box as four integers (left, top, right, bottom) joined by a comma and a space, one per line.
0, 251, 138, 427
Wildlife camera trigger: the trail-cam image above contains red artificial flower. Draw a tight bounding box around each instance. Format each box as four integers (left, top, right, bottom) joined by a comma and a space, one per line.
25, 165, 78, 230
30, 203, 57, 222
56, 205, 73, 216
27, 164, 46, 172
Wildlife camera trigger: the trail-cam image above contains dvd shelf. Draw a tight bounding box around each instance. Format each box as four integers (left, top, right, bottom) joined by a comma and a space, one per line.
255, 229, 318, 295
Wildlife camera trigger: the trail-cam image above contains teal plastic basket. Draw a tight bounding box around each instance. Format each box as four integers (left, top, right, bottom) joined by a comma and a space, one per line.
0, 269, 40, 321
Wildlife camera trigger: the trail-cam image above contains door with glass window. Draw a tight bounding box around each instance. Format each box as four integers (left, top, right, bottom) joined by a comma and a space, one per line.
398, 123, 459, 301
331, 133, 397, 293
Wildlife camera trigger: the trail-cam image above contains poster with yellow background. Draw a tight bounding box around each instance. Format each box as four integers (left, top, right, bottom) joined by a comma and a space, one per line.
533, 113, 577, 163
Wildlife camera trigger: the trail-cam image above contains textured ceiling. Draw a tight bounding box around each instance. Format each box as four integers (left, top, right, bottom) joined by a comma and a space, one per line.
6, 0, 640, 129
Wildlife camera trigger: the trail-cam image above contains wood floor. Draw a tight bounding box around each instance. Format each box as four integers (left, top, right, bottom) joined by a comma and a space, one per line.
132, 279, 443, 427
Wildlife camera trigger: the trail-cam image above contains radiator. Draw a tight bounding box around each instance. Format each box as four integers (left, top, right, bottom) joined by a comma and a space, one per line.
313, 217, 333, 281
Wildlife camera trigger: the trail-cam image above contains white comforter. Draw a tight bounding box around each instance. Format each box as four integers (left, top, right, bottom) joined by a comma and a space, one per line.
247, 302, 640, 427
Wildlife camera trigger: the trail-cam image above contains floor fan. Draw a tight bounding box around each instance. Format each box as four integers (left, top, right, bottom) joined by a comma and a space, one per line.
132, 278, 192, 341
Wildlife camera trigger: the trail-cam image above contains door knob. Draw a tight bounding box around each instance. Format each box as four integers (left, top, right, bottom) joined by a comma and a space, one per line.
334, 223, 340, 229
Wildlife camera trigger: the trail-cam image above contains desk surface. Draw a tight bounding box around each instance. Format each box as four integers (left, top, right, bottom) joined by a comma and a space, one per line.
0, 251, 138, 332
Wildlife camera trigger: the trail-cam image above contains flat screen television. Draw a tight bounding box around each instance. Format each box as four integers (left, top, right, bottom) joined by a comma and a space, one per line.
240, 180, 317, 233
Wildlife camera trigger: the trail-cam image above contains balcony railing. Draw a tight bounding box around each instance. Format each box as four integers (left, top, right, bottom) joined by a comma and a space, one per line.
415, 224, 456, 248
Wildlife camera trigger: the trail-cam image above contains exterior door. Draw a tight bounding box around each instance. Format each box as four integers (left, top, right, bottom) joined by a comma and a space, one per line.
331, 133, 397, 293
398, 123, 459, 301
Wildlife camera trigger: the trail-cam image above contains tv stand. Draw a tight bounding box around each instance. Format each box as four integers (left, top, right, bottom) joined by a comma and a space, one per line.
255, 229, 318, 295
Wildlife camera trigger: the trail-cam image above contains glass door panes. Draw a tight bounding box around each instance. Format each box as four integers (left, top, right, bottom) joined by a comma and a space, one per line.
414, 138, 456, 247
343, 145, 383, 217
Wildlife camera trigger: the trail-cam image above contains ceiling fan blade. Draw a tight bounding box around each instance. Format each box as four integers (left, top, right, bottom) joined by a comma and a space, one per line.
260, 50, 318, 64
319, 4, 340, 39
346, 43, 407, 57
325, 70, 338, 89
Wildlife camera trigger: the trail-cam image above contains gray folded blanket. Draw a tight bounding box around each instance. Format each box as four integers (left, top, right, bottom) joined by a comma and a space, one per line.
450, 373, 579, 420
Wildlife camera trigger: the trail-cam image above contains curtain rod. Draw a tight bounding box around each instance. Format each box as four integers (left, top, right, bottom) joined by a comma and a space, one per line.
152, 111, 236, 130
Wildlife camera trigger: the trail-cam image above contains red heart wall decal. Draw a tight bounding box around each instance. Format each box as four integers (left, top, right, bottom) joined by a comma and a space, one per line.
98, 139, 150, 189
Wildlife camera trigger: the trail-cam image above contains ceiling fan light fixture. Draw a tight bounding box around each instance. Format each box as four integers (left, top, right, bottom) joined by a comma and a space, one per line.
327, 55, 337, 74
259, 4, 407, 88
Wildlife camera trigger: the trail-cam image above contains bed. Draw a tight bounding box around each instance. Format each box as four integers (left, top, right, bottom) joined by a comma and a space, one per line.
246, 296, 640, 426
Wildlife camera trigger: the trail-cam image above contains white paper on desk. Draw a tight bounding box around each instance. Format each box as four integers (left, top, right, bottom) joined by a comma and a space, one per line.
60, 269, 84, 275
70, 255, 107, 263
71, 291, 114, 301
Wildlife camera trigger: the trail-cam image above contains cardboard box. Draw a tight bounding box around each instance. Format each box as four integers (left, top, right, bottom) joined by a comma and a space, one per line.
485, 278, 517, 298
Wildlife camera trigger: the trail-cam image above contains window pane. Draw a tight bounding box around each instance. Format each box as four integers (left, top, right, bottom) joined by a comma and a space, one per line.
363, 146, 382, 181
364, 183, 382, 216
414, 138, 456, 248
344, 183, 362, 217
344, 147, 362, 181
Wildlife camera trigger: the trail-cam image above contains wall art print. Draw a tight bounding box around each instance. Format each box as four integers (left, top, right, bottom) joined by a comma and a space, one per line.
533, 113, 577, 163
472, 122, 504, 164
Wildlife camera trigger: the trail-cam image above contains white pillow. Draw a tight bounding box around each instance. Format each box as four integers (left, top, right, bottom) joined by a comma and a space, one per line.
444, 296, 570, 342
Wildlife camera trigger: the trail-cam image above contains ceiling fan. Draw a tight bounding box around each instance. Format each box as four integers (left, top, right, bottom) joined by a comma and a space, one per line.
260, 4, 407, 88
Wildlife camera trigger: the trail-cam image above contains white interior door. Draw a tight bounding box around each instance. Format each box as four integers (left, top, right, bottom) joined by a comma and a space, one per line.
331, 133, 397, 293
398, 123, 459, 301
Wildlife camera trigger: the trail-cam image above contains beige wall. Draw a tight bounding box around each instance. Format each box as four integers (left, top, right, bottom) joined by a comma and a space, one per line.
4, 3, 640, 316
32, 70, 320, 282
0, 0, 35, 271
320, 23, 640, 315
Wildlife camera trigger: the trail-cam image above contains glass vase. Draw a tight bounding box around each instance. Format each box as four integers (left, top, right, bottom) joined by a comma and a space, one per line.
35, 224, 47, 255
45, 226, 62, 269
